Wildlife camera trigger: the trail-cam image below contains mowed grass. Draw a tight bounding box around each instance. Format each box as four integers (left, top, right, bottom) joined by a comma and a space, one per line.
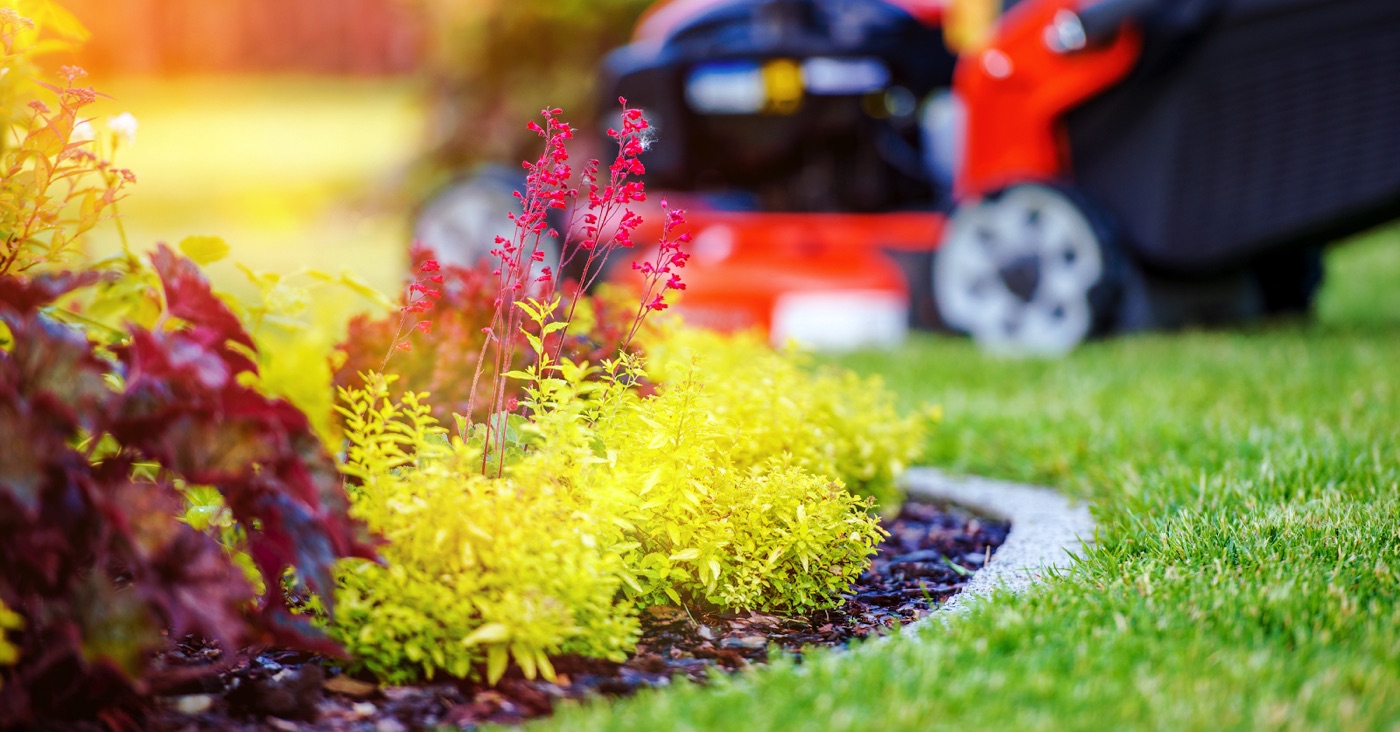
537, 226, 1400, 730
83, 76, 424, 298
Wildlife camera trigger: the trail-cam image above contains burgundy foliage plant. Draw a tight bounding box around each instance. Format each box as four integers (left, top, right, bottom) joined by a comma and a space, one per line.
0, 245, 377, 727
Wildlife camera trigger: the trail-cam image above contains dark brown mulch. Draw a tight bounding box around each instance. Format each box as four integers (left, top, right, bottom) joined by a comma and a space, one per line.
142, 501, 1008, 731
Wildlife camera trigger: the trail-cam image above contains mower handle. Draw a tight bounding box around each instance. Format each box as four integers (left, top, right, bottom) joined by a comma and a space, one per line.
1079, 0, 1161, 41
1047, 0, 1160, 52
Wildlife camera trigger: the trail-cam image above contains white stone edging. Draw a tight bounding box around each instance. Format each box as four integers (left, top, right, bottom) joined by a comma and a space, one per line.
901, 468, 1097, 617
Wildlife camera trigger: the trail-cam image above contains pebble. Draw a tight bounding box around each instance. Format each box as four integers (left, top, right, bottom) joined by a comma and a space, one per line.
376, 717, 408, 732
171, 694, 213, 715
889, 550, 945, 564
719, 635, 767, 650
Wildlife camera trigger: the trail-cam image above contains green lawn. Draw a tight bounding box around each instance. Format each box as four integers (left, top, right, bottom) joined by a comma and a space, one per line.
537, 225, 1400, 730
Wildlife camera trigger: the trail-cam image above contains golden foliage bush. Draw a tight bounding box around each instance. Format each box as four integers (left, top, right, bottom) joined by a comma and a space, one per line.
645, 327, 931, 511
327, 321, 913, 684
328, 374, 637, 685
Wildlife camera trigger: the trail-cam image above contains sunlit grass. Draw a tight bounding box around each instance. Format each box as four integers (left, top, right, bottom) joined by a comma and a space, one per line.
84, 75, 424, 298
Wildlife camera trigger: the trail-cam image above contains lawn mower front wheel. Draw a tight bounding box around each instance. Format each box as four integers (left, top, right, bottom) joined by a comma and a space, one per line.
932, 184, 1121, 355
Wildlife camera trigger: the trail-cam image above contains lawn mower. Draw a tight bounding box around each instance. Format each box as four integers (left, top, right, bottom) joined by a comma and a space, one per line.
418, 0, 1400, 353
933, 0, 1400, 352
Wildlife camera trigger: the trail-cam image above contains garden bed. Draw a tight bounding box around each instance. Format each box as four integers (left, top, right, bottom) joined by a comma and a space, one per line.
144, 501, 1008, 731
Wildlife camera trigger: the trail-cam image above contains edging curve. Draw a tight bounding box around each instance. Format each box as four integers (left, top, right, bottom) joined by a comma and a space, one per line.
901, 468, 1096, 616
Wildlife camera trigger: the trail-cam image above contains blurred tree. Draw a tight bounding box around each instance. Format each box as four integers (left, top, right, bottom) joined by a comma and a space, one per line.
417, 0, 653, 178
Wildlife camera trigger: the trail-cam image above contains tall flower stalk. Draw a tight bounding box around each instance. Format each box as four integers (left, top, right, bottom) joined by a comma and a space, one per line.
468, 100, 689, 476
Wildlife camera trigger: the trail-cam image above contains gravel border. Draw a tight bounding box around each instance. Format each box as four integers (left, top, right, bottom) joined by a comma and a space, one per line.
902, 468, 1097, 616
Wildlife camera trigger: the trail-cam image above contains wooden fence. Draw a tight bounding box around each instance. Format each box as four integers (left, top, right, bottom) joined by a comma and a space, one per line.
62, 0, 425, 76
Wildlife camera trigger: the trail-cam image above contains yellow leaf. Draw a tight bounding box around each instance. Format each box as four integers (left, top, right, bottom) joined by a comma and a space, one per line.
513, 643, 537, 679
537, 652, 556, 682
462, 622, 510, 646
668, 548, 700, 561
178, 236, 230, 265
766, 547, 784, 567
339, 271, 396, 310
486, 645, 508, 685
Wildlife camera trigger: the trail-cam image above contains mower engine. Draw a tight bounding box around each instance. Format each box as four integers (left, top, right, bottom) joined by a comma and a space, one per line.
603, 0, 955, 213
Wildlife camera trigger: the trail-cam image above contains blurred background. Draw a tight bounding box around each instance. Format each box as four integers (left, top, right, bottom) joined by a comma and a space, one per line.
52, 0, 1400, 338
62, 0, 652, 295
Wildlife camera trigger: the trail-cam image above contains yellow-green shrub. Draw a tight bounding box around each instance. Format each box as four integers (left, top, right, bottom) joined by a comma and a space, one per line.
581, 363, 885, 611
328, 375, 638, 685
644, 328, 930, 511
327, 341, 890, 683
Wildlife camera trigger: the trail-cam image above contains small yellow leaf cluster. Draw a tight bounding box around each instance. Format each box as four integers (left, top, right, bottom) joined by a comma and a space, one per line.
0, 598, 21, 687
586, 362, 885, 612
0, 4, 133, 277
645, 327, 929, 511
330, 374, 637, 686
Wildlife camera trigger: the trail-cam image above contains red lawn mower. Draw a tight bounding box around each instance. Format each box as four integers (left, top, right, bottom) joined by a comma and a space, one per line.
420, 0, 1400, 353
934, 0, 1400, 352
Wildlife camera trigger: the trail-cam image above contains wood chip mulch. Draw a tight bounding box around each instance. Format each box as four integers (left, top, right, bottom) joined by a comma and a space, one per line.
138, 501, 1008, 731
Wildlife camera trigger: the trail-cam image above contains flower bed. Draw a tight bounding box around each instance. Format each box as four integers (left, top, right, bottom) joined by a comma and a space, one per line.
0, 5, 941, 728
145, 501, 1008, 730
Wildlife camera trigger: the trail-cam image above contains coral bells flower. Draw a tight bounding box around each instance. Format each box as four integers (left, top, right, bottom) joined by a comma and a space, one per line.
621, 197, 690, 350
382, 254, 444, 370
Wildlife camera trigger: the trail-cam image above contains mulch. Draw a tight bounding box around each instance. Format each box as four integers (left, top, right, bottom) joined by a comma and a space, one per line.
140, 500, 1009, 731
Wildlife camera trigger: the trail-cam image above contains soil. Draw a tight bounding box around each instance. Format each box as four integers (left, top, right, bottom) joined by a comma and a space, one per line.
140, 501, 1009, 731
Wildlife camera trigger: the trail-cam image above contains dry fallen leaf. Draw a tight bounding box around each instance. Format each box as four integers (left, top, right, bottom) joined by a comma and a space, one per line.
323, 675, 379, 699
